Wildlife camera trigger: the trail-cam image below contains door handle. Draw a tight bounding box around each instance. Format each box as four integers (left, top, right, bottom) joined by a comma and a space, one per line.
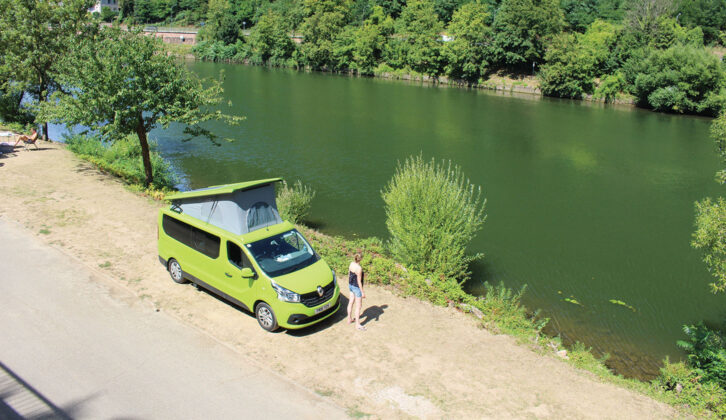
225, 272, 232, 278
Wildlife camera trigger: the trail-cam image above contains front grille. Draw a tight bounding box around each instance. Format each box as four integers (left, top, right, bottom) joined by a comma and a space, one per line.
300, 280, 335, 308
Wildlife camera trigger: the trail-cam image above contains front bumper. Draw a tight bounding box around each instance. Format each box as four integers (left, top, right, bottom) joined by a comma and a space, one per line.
285, 295, 340, 328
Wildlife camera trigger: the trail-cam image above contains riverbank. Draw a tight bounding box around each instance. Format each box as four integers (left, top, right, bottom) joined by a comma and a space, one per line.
0, 141, 693, 418
179, 49, 640, 107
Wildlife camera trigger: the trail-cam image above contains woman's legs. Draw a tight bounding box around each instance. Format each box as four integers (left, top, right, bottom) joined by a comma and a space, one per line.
347, 294, 356, 323
355, 296, 365, 330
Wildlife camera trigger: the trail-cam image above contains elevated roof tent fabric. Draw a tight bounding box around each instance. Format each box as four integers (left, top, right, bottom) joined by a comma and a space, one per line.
166, 178, 283, 235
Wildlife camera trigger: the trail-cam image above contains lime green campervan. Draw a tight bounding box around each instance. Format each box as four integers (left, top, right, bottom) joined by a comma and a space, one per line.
158, 178, 339, 331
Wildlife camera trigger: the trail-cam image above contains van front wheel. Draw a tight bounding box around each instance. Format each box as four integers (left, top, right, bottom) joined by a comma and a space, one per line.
255, 302, 278, 332
168, 258, 185, 284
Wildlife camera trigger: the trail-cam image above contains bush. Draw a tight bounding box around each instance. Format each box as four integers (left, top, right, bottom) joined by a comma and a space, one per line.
633, 44, 726, 115
381, 155, 486, 281
64, 134, 176, 190
276, 179, 315, 224
678, 322, 726, 388
654, 359, 726, 417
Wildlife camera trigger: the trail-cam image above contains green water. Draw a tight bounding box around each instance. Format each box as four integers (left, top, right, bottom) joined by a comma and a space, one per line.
154, 62, 724, 378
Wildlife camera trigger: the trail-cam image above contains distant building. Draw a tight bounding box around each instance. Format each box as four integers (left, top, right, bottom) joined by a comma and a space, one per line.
89, 0, 119, 14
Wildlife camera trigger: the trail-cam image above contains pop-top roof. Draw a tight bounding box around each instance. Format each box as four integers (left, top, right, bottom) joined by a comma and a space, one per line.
166, 178, 282, 201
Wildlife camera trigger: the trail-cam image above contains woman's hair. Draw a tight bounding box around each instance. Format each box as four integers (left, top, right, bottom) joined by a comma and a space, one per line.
354, 253, 362, 263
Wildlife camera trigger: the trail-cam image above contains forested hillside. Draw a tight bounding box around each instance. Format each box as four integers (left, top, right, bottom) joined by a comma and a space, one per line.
109, 0, 726, 114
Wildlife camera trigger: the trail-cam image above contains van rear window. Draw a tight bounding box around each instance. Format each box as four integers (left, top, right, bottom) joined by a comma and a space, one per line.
163, 214, 220, 259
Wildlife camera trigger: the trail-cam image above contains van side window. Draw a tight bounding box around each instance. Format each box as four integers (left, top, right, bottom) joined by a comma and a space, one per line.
193, 228, 220, 259
163, 214, 220, 259
227, 241, 249, 269
163, 214, 193, 248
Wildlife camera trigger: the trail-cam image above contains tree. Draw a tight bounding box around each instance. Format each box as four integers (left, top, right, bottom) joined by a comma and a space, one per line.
248, 10, 296, 65
561, 0, 599, 32
623, 0, 675, 41
40, 28, 242, 187
694, 114, 726, 293
490, 0, 564, 70
298, 0, 353, 69
540, 19, 619, 98
0, 0, 95, 139
351, 7, 394, 74
677, 0, 726, 45
442, 2, 492, 83
393, 0, 444, 76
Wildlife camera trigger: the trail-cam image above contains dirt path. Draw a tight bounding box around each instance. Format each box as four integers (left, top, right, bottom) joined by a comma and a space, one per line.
0, 142, 678, 419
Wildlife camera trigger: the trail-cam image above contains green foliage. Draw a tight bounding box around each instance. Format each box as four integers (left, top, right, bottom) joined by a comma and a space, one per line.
202, 0, 243, 44
298, 0, 353, 69
593, 73, 626, 102
678, 323, 726, 388
442, 2, 491, 83
561, 0, 599, 32
491, 0, 564, 70
101, 6, 119, 22
477, 282, 546, 335
676, 0, 726, 45
633, 44, 726, 115
392, 0, 444, 76
276, 180, 316, 224
40, 27, 242, 186
654, 359, 726, 417
64, 134, 176, 190
248, 10, 297, 65
381, 155, 487, 281
693, 197, 726, 293
193, 39, 247, 61
568, 342, 614, 377
540, 20, 619, 98
0, 0, 95, 137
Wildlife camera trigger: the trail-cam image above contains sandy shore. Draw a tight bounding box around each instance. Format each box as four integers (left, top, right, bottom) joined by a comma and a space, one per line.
0, 142, 678, 418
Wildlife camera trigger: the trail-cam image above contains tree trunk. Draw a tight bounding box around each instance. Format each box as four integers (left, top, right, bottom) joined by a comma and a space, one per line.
38, 77, 48, 141
136, 116, 154, 187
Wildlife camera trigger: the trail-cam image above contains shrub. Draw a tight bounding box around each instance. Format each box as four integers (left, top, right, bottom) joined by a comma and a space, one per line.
654, 359, 726, 417
276, 179, 316, 224
477, 282, 545, 336
381, 155, 486, 281
678, 322, 726, 388
633, 44, 726, 115
593, 73, 625, 102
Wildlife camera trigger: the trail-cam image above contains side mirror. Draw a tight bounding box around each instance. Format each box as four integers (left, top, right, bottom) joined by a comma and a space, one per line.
240, 267, 255, 278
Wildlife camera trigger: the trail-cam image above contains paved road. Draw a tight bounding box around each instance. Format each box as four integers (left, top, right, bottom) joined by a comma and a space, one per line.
0, 220, 346, 419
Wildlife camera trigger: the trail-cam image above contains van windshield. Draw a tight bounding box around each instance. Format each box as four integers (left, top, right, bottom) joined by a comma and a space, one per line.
245, 229, 318, 277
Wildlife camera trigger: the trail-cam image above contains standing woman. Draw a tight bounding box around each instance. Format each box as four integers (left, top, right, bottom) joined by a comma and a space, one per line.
347, 253, 366, 331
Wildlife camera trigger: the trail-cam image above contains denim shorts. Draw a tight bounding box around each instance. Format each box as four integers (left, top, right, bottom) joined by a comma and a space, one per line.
349, 284, 362, 298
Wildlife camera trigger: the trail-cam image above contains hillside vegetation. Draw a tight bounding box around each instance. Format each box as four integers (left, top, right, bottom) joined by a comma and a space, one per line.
118, 0, 726, 114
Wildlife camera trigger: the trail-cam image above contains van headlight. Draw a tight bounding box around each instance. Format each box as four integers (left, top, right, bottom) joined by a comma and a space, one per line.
271, 281, 300, 303
331, 269, 337, 289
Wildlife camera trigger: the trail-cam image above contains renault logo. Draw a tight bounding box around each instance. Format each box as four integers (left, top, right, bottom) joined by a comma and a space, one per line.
317, 286, 324, 297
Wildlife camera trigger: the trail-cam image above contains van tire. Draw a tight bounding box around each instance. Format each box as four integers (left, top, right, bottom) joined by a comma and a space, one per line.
255, 302, 278, 332
168, 258, 186, 284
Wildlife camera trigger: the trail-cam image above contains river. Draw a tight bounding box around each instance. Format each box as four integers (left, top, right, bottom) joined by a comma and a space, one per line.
150, 62, 723, 379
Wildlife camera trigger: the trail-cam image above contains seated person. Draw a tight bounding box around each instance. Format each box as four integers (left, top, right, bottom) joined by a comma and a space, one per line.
13, 128, 38, 148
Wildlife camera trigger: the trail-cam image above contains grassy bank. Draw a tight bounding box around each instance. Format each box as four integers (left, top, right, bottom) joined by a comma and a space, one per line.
61, 137, 726, 418
63, 134, 176, 199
